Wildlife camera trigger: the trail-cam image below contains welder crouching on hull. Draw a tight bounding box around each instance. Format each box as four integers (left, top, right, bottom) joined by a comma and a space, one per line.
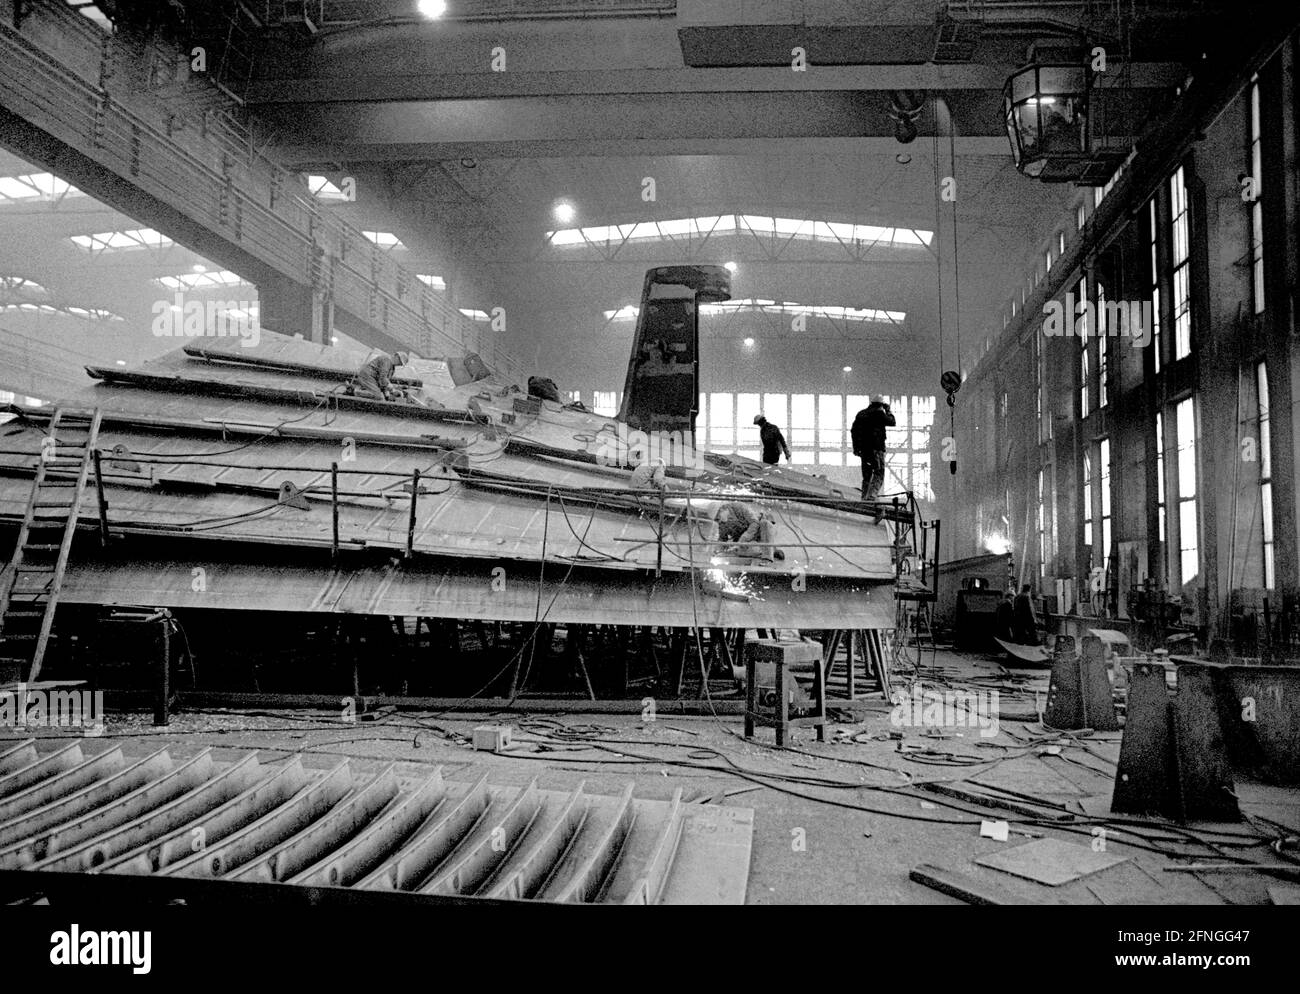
709, 501, 785, 562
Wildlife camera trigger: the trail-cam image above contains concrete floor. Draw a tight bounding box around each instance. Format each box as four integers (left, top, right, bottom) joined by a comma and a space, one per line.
5, 647, 1298, 904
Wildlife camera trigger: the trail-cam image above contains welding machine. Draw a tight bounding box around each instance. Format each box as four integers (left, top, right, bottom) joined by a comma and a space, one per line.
954, 577, 1005, 651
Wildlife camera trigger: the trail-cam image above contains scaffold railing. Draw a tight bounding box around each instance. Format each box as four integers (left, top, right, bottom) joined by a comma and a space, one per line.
0, 1, 497, 369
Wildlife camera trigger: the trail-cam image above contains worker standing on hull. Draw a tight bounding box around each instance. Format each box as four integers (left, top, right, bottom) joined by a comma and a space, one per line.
352, 351, 409, 401
753, 414, 791, 466
851, 396, 896, 500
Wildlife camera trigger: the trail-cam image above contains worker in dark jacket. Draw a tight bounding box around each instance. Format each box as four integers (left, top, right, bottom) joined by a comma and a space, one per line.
753, 414, 791, 465
710, 501, 784, 561
851, 397, 896, 500
528, 375, 561, 403
1012, 583, 1041, 646
353, 351, 409, 401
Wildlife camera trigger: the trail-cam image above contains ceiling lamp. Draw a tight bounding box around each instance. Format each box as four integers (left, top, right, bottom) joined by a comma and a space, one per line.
553, 201, 576, 224
417, 0, 448, 18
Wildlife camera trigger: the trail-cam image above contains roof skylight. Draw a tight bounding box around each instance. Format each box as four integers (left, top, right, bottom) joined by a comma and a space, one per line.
605, 299, 906, 324
363, 231, 406, 249
0, 276, 50, 296
156, 270, 249, 290
65, 1, 111, 31
0, 173, 84, 203
307, 175, 350, 200
70, 228, 173, 252
552, 214, 932, 249
0, 302, 122, 321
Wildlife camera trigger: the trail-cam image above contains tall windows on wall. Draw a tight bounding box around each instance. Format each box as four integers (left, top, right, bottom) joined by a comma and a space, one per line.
708, 392, 734, 449
735, 393, 761, 452
1257, 362, 1275, 588
1174, 397, 1199, 584
1170, 166, 1192, 360
1082, 452, 1093, 554
1099, 437, 1113, 576
879, 396, 935, 499
1148, 199, 1162, 374
1249, 75, 1265, 314
692, 391, 936, 497
1036, 331, 1051, 443
818, 395, 844, 466
1076, 278, 1089, 419
906, 396, 935, 501
1097, 285, 1109, 408
1155, 412, 1167, 576
1034, 333, 1044, 441
1037, 469, 1046, 580
790, 394, 815, 463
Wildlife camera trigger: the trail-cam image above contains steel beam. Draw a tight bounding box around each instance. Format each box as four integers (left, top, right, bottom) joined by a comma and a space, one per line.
288, 768, 447, 888
0, 739, 37, 776
481, 780, 587, 900
0, 750, 209, 870
544, 782, 636, 903
0, 742, 83, 798
0, 747, 125, 824
419, 778, 541, 896
254, 90, 1010, 161
0, 750, 172, 851
274, 135, 1015, 164
249, 66, 1013, 105
358, 772, 491, 891
248, 63, 1188, 104
99, 755, 309, 875
0, 759, 752, 905
223, 765, 399, 884
177, 775, 362, 884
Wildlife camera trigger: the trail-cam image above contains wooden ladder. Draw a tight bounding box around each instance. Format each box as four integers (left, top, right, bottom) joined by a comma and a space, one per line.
0, 406, 101, 684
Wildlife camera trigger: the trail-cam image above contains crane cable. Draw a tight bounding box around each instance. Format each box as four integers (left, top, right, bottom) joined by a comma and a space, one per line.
932, 97, 962, 474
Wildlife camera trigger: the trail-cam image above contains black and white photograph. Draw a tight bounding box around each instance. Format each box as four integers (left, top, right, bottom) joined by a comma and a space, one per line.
0, 0, 1295, 973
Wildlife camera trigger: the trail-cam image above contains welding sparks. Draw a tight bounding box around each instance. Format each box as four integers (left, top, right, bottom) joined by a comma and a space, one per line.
984, 535, 1011, 556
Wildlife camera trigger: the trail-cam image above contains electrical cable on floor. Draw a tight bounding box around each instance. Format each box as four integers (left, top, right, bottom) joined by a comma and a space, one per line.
47, 700, 1281, 861
496, 702, 1277, 849
297, 720, 1277, 858
506, 727, 1271, 859
513, 741, 1242, 860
